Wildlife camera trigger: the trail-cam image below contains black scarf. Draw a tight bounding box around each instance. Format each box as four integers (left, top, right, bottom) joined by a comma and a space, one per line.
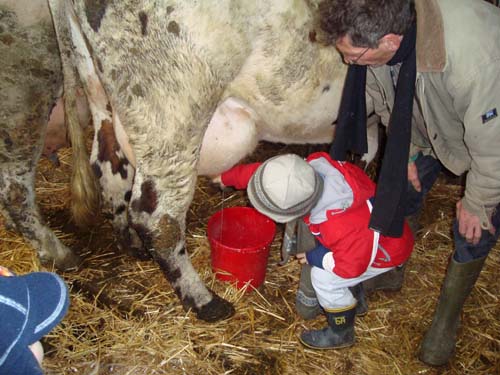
330, 22, 417, 237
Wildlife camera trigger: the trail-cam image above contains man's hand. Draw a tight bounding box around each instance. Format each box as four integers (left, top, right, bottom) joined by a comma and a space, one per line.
408, 161, 421, 192
296, 252, 308, 265
456, 200, 493, 245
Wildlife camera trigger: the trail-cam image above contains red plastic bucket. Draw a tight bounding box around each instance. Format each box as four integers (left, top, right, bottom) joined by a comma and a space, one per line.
208, 207, 276, 290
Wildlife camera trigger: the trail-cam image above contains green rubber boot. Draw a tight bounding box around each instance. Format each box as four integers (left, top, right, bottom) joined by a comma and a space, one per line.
419, 256, 487, 366
296, 264, 322, 320
349, 283, 368, 316
299, 304, 356, 349
295, 221, 322, 319
362, 264, 406, 294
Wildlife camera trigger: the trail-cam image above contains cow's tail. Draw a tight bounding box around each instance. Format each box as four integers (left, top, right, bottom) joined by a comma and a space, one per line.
48, 0, 100, 228
66, 79, 101, 229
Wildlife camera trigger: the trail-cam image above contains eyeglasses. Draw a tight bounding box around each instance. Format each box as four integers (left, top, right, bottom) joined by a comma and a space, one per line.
349, 47, 369, 64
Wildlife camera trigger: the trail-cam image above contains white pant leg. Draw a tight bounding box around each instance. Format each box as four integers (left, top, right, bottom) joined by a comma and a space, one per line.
311, 266, 395, 310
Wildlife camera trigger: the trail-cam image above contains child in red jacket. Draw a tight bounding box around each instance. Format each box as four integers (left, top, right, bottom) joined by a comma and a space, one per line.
217, 152, 414, 349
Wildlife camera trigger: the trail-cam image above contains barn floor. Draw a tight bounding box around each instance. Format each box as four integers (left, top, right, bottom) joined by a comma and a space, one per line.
0, 142, 499, 375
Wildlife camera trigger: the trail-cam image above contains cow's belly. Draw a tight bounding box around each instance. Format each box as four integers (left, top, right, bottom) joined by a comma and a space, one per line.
198, 43, 348, 176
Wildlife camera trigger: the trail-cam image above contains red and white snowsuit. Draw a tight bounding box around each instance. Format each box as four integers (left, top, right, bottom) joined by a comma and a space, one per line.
221, 152, 414, 309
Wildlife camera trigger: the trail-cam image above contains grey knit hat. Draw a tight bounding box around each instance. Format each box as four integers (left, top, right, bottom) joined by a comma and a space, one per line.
247, 154, 324, 223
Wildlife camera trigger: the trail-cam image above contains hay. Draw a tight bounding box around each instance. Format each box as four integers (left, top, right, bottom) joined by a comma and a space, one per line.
0, 143, 499, 375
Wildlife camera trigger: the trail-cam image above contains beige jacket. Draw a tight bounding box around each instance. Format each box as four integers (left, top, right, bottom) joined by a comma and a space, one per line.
366, 0, 500, 228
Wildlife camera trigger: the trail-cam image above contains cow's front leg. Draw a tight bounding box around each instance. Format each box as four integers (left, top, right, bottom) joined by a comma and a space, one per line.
151, 215, 235, 322
128, 169, 234, 322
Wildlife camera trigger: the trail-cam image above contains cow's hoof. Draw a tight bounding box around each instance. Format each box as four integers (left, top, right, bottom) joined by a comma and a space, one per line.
125, 246, 152, 261
196, 294, 235, 322
118, 229, 151, 260
52, 252, 81, 272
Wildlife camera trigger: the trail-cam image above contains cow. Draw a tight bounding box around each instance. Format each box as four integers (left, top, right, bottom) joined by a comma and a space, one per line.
0, 0, 377, 322
43, 88, 91, 163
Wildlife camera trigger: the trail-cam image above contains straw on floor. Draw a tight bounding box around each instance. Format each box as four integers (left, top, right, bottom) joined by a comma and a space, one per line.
0, 143, 498, 375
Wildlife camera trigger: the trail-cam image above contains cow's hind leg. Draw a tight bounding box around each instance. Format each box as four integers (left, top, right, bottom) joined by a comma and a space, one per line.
58, 2, 145, 259
90, 113, 145, 259
0, 4, 79, 270
0, 168, 79, 270
128, 169, 235, 322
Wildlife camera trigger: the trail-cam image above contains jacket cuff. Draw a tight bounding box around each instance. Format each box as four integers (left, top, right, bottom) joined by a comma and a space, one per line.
221, 163, 261, 189
408, 144, 422, 163
306, 244, 330, 270
461, 196, 494, 230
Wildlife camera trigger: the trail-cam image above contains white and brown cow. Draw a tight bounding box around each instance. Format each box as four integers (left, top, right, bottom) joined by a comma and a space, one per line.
0, 0, 376, 322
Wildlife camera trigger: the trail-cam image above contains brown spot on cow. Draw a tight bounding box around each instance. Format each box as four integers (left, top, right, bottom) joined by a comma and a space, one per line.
128, 223, 153, 259
167, 21, 180, 36
131, 181, 157, 214
131, 84, 144, 98
96, 119, 129, 178
167, 267, 182, 285
138, 11, 148, 36
29, 67, 53, 79
166, 6, 174, 14
92, 162, 103, 179
96, 57, 104, 73
115, 204, 126, 215
84, 0, 110, 32
0, 34, 15, 46
7, 181, 28, 208
2, 130, 13, 151
154, 214, 182, 252
149, 225, 191, 309
124, 190, 132, 202
309, 30, 317, 43
118, 81, 129, 95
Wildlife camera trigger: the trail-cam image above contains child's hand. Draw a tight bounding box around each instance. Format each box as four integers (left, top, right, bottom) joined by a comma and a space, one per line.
0, 266, 14, 277
296, 252, 308, 265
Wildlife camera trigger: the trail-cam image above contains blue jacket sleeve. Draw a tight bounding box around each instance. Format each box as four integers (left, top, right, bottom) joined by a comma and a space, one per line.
305, 244, 330, 270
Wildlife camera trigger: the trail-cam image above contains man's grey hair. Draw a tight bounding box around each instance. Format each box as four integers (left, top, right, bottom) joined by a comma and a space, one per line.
318, 0, 416, 48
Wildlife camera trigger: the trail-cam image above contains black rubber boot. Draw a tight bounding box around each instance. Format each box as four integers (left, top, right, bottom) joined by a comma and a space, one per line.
419, 256, 487, 366
296, 264, 322, 320
299, 304, 356, 349
349, 283, 368, 316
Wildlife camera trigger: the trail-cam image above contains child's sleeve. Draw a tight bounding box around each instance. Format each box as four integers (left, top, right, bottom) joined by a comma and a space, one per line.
306, 244, 335, 272
220, 163, 262, 190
